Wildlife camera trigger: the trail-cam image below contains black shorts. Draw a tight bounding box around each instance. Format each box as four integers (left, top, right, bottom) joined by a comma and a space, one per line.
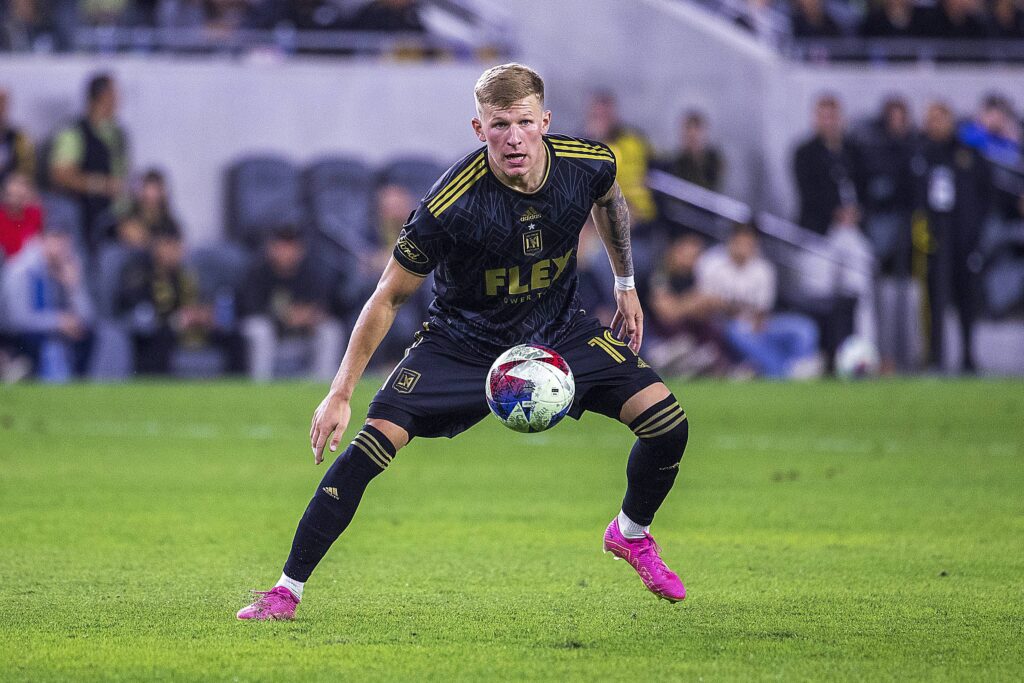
368, 317, 663, 439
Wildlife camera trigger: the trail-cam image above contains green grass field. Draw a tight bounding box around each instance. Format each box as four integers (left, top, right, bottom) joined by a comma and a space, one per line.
1, 379, 1022, 681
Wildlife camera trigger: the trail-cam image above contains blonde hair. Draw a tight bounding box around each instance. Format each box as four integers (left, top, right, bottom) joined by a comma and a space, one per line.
474, 63, 545, 110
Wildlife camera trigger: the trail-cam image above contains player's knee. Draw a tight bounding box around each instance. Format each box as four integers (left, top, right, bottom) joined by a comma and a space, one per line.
365, 418, 410, 451
629, 394, 689, 460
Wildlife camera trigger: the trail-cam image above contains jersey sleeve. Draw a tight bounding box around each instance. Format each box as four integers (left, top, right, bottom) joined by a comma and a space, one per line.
392, 205, 450, 276
591, 143, 617, 202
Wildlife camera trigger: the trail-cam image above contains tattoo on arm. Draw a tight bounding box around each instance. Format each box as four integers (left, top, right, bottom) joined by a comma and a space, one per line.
595, 184, 634, 277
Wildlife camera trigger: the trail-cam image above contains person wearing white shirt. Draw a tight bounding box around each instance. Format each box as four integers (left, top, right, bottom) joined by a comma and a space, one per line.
696, 223, 819, 378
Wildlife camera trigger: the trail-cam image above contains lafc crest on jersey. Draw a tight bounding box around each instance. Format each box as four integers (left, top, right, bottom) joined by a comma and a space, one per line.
393, 368, 421, 394
523, 229, 543, 256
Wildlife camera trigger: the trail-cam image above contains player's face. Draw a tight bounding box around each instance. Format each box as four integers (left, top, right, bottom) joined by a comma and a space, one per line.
473, 96, 551, 181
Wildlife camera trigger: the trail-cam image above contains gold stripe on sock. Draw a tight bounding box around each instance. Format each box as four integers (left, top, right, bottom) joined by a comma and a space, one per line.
635, 405, 684, 437
639, 413, 687, 440
632, 402, 679, 434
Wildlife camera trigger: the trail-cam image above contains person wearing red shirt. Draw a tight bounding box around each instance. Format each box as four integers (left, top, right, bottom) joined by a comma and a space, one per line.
0, 172, 42, 259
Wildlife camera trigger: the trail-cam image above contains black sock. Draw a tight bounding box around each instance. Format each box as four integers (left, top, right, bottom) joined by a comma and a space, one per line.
282, 425, 396, 582
621, 395, 689, 527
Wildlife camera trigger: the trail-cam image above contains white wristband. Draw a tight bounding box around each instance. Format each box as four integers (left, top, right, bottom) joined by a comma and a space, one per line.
614, 275, 635, 291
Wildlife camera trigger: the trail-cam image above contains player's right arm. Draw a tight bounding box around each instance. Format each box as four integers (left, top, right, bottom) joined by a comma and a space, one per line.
309, 258, 425, 464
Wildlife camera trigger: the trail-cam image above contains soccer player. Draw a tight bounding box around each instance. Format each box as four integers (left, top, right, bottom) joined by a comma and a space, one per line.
238, 64, 690, 620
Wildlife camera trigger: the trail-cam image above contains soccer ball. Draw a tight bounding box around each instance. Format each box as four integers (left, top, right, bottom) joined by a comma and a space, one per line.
835, 335, 880, 380
486, 344, 575, 433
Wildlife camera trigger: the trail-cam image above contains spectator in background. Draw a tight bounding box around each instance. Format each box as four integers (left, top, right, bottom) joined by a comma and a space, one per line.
916, 0, 988, 38
989, 0, 1024, 38
584, 91, 659, 273
913, 101, 991, 373
0, 172, 43, 259
116, 225, 225, 375
79, 0, 132, 26
958, 92, 1021, 168
127, 168, 181, 237
285, 0, 345, 30
791, 0, 842, 36
1, 220, 94, 381
114, 213, 150, 248
238, 225, 343, 381
860, 0, 925, 37
154, 0, 207, 29
665, 110, 724, 192
858, 97, 921, 372
347, 0, 426, 32
109, 168, 178, 250
202, 0, 251, 37
0, 0, 56, 52
0, 89, 35, 184
584, 92, 657, 229
794, 94, 866, 235
50, 73, 129, 253
697, 223, 820, 379
646, 234, 725, 377
824, 204, 878, 348
372, 183, 414, 273
369, 184, 431, 364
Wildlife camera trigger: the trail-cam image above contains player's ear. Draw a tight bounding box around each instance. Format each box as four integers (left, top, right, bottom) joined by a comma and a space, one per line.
471, 117, 485, 142
541, 110, 552, 134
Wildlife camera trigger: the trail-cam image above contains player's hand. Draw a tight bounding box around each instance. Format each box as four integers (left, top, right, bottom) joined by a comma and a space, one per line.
611, 287, 644, 354
309, 392, 351, 465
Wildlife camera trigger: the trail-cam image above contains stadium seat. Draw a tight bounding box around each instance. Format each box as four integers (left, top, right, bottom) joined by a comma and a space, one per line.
187, 242, 251, 307
225, 155, 304, 247
303, 156, 377, 260
377, 156, 446, 200
167, 243, 253, 379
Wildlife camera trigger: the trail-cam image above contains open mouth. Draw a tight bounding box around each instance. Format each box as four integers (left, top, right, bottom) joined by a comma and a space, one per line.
504, 153, 527, 164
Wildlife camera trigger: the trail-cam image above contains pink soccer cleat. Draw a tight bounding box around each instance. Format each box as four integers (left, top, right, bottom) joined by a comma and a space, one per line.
236, 586, 300, 621
603, 518, 686, 602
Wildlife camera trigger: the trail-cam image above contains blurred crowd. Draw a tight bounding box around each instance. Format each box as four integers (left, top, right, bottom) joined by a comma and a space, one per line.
0, 0, 454, 55
731, 0, 1024, 38
723, 0, 1024, 58
1, 72, 1023, 383
615, 87, 1023, 379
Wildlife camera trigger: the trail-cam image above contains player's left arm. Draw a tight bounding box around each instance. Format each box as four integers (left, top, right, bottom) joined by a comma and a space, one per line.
591, 180, 643, 353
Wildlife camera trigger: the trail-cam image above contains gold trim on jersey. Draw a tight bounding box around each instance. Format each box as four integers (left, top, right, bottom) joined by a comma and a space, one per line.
549, 139, 613, 162
549, 138, 610, 154
553, 151, 615, 162
427, 152, 486, 216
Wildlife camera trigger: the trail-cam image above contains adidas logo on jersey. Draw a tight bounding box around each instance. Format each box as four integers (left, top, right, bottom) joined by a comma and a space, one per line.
519, 206, 543, 222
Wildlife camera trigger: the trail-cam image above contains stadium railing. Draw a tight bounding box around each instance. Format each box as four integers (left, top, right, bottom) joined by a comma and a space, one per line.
787, 38, 1024, 64
648, 167, 1024, 320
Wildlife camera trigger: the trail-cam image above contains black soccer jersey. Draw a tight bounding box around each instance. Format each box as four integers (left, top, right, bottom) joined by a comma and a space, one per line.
392, 134, 617, 357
